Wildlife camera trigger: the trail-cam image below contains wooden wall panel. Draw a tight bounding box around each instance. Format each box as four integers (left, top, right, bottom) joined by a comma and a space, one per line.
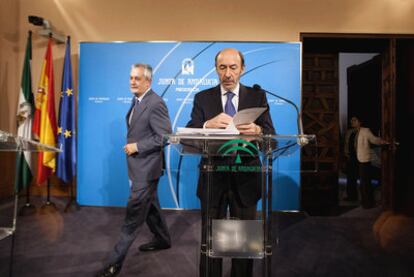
301, 54, 340, 215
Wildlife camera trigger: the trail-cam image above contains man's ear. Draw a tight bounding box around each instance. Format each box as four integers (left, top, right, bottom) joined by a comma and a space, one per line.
241, 65, 245, 74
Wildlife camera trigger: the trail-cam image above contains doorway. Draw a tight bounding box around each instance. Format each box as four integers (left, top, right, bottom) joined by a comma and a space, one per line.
300, 34, 414, 216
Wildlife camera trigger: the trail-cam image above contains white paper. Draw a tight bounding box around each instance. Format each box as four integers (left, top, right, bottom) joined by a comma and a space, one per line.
176, 107, 266, 135
230, 107, 267, 126
176, 127, 239, 135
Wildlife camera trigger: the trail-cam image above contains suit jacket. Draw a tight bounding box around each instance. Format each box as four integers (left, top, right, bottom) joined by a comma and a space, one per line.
126, 89, 172, 182
355, 127, 382, 163
186, 84, 275, 207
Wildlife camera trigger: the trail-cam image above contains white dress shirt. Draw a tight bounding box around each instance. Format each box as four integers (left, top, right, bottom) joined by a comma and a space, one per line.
220, 83, 240, 112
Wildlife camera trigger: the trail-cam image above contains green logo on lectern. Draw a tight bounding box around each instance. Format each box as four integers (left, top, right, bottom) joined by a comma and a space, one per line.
217, 139, 259, 164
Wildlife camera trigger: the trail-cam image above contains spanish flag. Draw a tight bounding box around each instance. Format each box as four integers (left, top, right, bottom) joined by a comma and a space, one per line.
32, 38, 57, 185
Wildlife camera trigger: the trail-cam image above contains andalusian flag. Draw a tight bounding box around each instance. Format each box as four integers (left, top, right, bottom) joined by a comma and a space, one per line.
57, 37, 76, 183
32, 38, 57, 185
15, 31, 34, 192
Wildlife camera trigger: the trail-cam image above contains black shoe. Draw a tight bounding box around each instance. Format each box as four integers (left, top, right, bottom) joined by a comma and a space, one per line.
139, 241, 171, 252
95, 263, 122, 277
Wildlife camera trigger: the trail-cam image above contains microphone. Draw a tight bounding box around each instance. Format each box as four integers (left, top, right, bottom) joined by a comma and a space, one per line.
253, 84, 308, 145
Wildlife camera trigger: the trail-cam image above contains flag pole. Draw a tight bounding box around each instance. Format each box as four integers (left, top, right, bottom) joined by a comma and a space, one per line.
41, 177, 57, 212
17, 30, 36, 216
33, 33, 58, 212
18, 186, 36, 216
64, 179, 79, 213
57, 35, 78, 212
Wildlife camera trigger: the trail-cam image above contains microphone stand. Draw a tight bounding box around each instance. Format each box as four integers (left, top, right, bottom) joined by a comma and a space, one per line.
253, 84, 308, 145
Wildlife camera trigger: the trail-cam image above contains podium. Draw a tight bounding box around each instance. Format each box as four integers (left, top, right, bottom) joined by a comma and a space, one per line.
0, 130, 60, 276
164, 133, 316, 277
0, 130, 60, 238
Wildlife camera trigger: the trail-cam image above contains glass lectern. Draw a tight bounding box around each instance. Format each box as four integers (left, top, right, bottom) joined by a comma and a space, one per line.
164, 133, 316, 277
0, 130, 61, 241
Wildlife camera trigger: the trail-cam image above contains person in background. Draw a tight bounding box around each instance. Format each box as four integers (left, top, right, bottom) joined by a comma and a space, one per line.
96, 63, 172, 277
343, 116, 387, 208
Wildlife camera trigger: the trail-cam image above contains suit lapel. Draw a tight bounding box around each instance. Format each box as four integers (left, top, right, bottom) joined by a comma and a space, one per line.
238, 84, 248, 111
126, 99, 135, 126
127, 90, 153, 127
132, 90, 151, 123
214, 86, 224, 114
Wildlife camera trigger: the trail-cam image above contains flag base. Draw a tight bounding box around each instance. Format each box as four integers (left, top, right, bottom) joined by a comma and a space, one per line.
18, 203, 37, 216
64, 198, 80, 213
40, 201, 58, 213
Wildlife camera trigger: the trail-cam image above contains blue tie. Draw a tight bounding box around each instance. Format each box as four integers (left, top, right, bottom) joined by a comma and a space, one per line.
224, 91, 236, 116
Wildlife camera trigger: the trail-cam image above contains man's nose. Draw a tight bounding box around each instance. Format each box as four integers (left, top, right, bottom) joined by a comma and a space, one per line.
224, 68, 232, 77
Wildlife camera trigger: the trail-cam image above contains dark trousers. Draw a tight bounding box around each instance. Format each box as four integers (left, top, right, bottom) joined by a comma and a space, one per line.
359, 162, 374, 208
107, 179, 171, 266
200, 190, 257, 277
345, 157, 359, 200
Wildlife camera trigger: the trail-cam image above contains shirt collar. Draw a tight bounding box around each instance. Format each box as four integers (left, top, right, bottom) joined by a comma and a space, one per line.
220, 83, 240, 97
136, 87, 151, 102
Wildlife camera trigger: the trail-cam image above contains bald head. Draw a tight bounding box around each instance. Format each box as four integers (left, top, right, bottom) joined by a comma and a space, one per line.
215, 48, 245, 67
215, 48, 245, 91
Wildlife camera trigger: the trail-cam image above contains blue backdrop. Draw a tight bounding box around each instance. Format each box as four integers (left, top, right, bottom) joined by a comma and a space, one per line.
78, 41, 302, 210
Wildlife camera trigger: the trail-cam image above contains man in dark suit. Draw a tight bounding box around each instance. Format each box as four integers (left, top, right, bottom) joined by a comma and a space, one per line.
96, 63, 172, 277
186, 48, 275, 277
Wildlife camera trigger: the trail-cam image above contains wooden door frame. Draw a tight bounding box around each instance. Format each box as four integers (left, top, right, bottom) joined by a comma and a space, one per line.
300, 33, 414, 212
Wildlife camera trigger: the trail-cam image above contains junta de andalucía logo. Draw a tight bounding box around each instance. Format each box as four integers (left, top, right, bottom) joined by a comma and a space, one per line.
216, 139, 261, 172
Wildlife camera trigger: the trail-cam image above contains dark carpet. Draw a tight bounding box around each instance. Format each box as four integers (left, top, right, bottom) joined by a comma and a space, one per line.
0, 196, 413, 277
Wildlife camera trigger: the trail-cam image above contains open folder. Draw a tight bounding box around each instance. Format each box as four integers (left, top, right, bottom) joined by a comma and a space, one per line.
177, 107, 267, 135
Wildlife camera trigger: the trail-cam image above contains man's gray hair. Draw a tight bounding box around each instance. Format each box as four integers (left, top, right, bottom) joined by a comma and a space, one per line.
132, 63, 153, 80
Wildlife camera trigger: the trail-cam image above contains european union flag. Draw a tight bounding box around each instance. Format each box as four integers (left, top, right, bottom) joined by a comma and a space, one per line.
57, 36, 76, 183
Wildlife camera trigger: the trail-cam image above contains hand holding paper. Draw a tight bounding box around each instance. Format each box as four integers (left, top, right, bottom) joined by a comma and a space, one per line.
177, 107, 267, 135
225, 107, 267, 134
231, 107, 267, 126
236, 123, 260, 134
205, 113, 233, 129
